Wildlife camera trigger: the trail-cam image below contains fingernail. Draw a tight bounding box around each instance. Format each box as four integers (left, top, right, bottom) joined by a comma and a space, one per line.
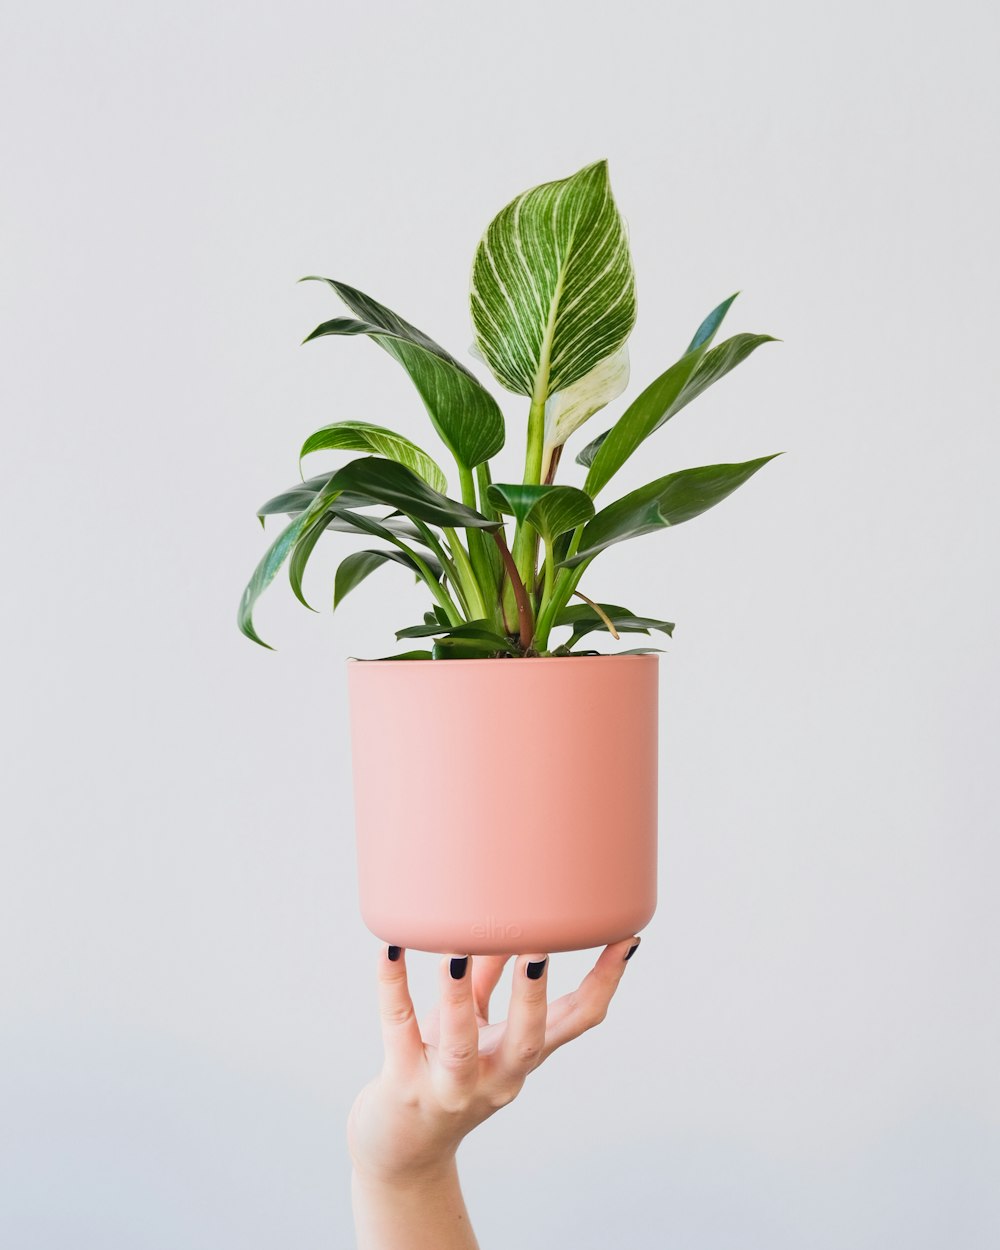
387, 946, 402, 962
526, 958, 548, 980
624, 939, 640, 961
449, 955, 469, 980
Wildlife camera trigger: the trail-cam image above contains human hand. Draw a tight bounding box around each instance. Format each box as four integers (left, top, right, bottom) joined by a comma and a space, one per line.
348, 939, 640, 1185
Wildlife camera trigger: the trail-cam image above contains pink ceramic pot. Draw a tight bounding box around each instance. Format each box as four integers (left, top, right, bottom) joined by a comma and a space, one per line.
347, 653, 659, 954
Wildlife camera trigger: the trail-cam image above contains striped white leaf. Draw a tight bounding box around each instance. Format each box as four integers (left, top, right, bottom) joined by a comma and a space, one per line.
470, 160, 636, 402
543, 343, 630, 461
300, 420, 448, 493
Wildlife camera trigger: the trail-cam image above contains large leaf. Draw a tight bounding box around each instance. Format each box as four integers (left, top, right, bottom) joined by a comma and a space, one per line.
486, 483, 595, 543
302, 279, 504, 468
578, 348, 707, 493
470, 160, 636, 402
300, 419, 448, 493
334, 548, 435, 610
324, 456, 499, 531
257, 475, 373, 520
578, 327, 775, 495
557, 456, 780, 568
553, 602, 675, 646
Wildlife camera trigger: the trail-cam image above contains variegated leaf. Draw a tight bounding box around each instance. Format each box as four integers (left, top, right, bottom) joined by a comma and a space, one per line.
543, 343, 630, 466
300, 420, 448, 493
301, 279, 505, 469
470, 160, 636, 402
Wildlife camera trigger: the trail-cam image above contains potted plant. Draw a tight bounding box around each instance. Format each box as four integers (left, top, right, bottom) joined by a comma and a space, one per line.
238, 160, 778, 954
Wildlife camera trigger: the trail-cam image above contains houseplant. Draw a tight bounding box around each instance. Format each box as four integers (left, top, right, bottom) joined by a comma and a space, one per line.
239, 160, 778, 953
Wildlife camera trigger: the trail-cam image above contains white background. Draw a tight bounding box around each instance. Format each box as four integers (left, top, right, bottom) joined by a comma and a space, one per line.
2, 2, 998, 1247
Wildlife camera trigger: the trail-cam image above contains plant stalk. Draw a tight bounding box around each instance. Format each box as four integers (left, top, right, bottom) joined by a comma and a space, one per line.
492, 529, 534, 650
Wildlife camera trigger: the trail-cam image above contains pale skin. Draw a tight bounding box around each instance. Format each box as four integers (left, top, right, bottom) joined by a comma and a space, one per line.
349, 937, 640, 1249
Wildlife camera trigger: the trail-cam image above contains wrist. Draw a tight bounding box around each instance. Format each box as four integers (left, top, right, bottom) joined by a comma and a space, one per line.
351, 1152, 459, 1192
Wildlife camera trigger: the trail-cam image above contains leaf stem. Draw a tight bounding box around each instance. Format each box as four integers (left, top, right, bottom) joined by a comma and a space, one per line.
492, 529, 534, 651
442, 526, 486, 620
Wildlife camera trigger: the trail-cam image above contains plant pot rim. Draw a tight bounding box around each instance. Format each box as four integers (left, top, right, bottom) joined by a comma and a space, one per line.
345, 653, 659, 666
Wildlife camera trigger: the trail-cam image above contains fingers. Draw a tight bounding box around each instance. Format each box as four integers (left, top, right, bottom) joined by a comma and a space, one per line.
432, 954, 479, 1100
376, 944, 423, 1073
495, 954, 549, 1085
472, 954, 511, 1022
541, 937, 639, 1058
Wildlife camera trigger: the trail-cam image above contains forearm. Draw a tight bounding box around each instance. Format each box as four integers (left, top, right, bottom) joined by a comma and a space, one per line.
352, 1161, 479, 1250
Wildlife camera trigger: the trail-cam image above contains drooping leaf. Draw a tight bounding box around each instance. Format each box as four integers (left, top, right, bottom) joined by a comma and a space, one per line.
301, 279, 504, 469
238, 473, 348, 648
324, 456, 499, 531
486, 483, 595, 543
300, 419, 448, 493
334, 548, 436, 610
557, 456, 781, 568
554, 602, 675, 645
288, 510, 332, 610
257, 476, 372, 520
470, 160, 636, 402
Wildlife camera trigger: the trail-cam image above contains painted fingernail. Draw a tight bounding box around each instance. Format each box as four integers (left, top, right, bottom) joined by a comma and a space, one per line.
387, 946, 402, 962
624, 940, 641, 961
449, 955, 469, 980
526, 958, 548, 980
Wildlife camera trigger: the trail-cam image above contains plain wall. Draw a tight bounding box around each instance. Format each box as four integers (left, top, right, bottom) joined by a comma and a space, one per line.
2, 2, 998, 1247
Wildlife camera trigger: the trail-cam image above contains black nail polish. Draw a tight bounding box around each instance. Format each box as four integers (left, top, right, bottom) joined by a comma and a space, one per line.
449, 956, 469, 980
624, 942, 640, 961
526, 958, 547, 980
387, 946, 402, 962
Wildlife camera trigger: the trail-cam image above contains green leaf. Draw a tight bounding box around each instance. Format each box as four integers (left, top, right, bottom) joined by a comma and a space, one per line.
667, 333, 776, 420
325, 457, 499, 531
432, 636, 511, 660
687, 292, 738, 352
334, 548, 435, 610
288, 510, 331, 610
238, 473, 347, 648
554, 602, 675, 645
257, 476, 372, 520
558, 456, 781, 568
471, 160, 636, 402
578, 330, 776, 496
300, 420, 448, 493
395, 619, 515, 653
358, 650, 433, 661
486, 483, 595, 543
301, 279, 505, 469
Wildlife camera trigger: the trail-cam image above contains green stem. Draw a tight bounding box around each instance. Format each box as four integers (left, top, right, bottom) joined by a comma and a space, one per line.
442, 525, 486, 620
458, 464, 502, 629
503, 395, 547, 626
387, 529, 463, 627
492, 530, 534, 650
533, 522, 588, 650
